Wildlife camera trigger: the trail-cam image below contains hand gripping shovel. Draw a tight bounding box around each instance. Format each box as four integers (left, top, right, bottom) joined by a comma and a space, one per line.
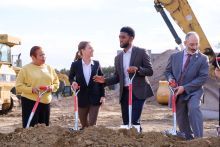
164, 82, 185, 138
26, 86, 49, 128
69, 86, 80, 131
120, 72, 141, 132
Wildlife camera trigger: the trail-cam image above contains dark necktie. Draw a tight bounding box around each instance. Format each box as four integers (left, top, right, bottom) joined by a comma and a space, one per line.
178, 54, 192, 85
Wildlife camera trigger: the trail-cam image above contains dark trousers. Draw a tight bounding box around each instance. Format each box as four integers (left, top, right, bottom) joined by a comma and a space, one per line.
78, 105, 100, 129
21, 97, 50, 128
120, 87, 145, 125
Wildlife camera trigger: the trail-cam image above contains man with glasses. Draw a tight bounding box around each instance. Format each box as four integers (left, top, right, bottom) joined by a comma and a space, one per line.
164, 32, 209, 139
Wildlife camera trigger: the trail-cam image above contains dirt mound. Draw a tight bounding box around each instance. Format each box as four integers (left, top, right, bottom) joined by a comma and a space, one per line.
0, 124, 219, 147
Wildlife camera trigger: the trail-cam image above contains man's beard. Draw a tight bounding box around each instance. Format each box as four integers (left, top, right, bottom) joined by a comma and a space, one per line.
120, 42, 129, 48
186, 47, 197, 54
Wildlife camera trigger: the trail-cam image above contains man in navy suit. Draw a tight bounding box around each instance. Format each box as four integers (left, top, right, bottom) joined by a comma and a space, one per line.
164, 32, 209, 139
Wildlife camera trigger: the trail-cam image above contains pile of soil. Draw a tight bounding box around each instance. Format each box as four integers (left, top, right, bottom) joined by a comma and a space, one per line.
0, 124, 219, 147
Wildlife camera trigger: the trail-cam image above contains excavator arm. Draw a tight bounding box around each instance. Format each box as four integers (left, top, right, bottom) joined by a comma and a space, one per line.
154, 0, 215, 61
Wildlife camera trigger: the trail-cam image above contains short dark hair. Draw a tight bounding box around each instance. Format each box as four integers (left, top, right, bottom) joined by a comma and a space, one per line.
30, 46, 42, 57
120, 26, 135, 37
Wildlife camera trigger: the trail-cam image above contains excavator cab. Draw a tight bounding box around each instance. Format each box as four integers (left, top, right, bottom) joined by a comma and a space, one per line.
0, 34, 21, 114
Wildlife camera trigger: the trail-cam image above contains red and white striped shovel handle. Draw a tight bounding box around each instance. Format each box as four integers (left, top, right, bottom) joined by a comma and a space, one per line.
128, 72, 136, 128
128, 72, 136, 106
168, 82, 177, 113
71, 86, 80, 130
26, 86, 49, 128
71, 86, 80, 112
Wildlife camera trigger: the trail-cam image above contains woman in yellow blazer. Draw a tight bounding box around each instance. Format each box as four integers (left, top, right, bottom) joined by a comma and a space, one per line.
16, 46, 59, 128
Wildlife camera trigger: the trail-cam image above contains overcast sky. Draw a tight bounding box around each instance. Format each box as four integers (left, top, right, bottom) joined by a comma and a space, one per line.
1, 0, 220, 69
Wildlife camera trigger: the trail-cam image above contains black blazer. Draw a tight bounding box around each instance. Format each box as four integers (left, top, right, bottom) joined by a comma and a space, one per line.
69, 59, 105, 107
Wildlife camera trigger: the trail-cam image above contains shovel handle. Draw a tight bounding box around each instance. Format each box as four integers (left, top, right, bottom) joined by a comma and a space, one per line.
74, 95, 78, 112
169, 81, 177, 88
128, 83, 132, 105
172, 95, 176, 113
129, 72, 136, 82
128, 72, 136, 105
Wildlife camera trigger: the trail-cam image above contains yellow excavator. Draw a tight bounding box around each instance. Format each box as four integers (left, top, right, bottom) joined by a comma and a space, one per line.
0, 34, 21, 115
154, 0, 216, 61
53, 72, 71, 98
57, 73, 70, 86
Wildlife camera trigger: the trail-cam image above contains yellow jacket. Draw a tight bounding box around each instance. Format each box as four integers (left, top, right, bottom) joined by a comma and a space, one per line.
16, 63, 59, 104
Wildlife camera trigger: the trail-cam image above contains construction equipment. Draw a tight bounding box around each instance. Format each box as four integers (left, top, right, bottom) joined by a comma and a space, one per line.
154, 0, 215, 61
53, 72, 70, 98
57, 73, 70, 86
120, 72, 141, 132
0, 34, 21, 115
26, 86, 49, 128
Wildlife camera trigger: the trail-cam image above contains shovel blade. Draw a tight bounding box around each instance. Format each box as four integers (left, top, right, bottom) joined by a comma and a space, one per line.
120, 125, 141, 132
217, 126, 220, 136
68, 127, 79, 132
164, 129, 177, 136
164, 129, 185, 138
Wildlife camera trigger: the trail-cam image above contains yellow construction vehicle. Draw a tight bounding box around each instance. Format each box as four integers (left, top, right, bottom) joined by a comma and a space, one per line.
0, 34, 21, 114
57, 73, 70, 86
154, 0, 216, 61
52, 72, 71, 98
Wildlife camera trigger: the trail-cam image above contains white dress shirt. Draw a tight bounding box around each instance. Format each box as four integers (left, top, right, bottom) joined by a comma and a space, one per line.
82, 59, 94, 85
123, 46, 132, 86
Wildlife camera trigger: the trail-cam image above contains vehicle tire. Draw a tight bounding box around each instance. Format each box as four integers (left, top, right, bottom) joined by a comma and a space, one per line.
0, 97, 14, 115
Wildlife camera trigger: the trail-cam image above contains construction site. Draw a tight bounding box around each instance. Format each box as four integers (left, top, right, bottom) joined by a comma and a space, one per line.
0, 0, 220, 146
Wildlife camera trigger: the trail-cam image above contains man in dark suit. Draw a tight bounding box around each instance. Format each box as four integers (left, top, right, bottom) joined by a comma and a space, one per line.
164, 32, 209, 139
94, 26, 154, 128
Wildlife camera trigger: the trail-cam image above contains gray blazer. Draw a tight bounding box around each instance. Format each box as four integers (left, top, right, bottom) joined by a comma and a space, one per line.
164, 50, 209, 100
105, 46, 154, 101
